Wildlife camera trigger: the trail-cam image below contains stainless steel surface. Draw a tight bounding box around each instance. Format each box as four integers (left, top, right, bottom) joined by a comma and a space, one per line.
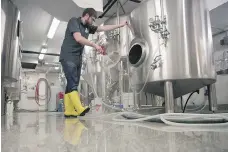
214, 50, 228, 75
82, 16, 132, 101
1, 0, 21, 85
128, 0, 216, 98
164, 81, 174, 113
128, 38, 148, 67
208, 84, 218, 112
105, 15, 132, 57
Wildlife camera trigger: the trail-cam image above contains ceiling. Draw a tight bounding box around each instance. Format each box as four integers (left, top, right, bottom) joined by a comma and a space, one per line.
12, 0, 228, 72
210, 2, 228, 35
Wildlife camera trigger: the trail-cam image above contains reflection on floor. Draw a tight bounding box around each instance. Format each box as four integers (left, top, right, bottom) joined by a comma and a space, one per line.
2, 112, 228, 152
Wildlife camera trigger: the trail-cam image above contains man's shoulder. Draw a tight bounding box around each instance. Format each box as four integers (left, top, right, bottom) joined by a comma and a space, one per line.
68, 17, 80, 23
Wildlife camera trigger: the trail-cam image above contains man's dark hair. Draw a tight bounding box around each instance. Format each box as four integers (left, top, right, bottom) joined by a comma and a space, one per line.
82, 8, 97, 18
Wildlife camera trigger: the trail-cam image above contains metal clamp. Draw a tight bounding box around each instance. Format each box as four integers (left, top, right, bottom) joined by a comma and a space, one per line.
151, 55, 162, 70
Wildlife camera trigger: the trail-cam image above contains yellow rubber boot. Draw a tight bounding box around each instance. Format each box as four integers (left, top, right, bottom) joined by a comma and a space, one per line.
64, 119, 87, 145
64, 93, 79, 118
68, 91, 90, 116
64, 119, 79, 143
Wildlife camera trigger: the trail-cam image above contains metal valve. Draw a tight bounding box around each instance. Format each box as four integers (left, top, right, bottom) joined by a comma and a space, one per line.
149, 15, 170, 46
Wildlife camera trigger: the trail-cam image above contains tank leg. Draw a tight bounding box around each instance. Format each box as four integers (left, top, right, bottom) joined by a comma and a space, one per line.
207, 84, 218, 112
164, 81, 175, 113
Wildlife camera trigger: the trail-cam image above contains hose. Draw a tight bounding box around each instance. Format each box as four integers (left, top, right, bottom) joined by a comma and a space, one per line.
160, 113, 228, 127
184, 99, 207, 113
35, 78, 51, 106
182, 90, 199, 113
112, 112, 228, 127
90, 73, 98, 98
100, 99, 124, 111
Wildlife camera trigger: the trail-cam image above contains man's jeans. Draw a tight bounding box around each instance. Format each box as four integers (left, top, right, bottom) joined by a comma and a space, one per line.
61, 56, 82, 94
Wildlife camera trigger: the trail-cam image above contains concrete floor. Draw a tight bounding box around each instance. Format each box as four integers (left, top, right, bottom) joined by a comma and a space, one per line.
2, 112, 228, 152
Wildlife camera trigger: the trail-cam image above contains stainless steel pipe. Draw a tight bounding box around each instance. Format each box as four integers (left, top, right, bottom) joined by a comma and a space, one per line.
207, 84, 218, 112
164, 81, 175, 113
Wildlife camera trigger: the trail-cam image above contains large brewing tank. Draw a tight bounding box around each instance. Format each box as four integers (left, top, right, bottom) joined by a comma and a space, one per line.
1, 0, 21, 85
128, 0, 216, 98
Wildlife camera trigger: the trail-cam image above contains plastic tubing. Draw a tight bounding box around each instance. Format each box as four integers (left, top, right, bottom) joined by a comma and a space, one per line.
185, 99, 207, 112
90, 73, 99, 98
101, 99, 124, 111
160, 113, 228, 127
112, 112, 228, 126
112, 112, 160, 122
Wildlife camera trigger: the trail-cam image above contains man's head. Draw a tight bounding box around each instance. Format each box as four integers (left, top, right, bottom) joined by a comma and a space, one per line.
82, 8, 97, 25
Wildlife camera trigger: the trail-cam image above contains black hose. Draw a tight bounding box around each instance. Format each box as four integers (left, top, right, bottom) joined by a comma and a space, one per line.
180, 96, 183, 111
129, 0, 141, 3
183, 90, 199, 113
145, 93, 147, 105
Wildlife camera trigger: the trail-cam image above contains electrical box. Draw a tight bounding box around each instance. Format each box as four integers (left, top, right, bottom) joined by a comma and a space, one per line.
220, 36, 228, 45
27, 83, 36, 98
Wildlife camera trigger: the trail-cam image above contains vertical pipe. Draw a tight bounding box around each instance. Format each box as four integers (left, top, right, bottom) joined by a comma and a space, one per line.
207, 84, 218, 112
1, 86, 6, 116
116, 1, 122, 105
134, 91, 140, 108
119, 60, 124, 105
101, 57, 106, 101
164, 81, 174, 113
160, 0, 164, 18
116, 0, 120, 42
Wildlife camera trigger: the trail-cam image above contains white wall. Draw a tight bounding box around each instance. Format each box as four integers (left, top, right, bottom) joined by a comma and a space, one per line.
46, 73, 62, 87
213, 32, 228, 105
18, 72, 64, 111
206, 0, 228, 10
19, 72, 41, 111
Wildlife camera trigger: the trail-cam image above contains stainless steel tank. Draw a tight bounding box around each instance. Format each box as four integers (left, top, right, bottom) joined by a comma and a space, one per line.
81, 16, 132, 101
128, 0, 216, 98
1, 0, 21, 85
104, 15, 131, 57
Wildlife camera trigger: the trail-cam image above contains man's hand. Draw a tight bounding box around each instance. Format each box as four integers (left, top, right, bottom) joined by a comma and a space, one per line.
120, 21, 128, 27
94, 44, 105, 55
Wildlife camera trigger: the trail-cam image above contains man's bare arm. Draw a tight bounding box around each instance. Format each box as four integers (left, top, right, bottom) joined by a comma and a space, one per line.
73, 32, 104, 54
96, 22, 128, 32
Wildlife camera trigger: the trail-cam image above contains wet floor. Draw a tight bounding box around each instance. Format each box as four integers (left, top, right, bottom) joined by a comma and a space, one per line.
2, 112, 228, 152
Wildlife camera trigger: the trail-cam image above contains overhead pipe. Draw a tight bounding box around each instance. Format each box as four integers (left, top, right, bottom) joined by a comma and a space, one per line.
129, 0, 141, 3
103, 0, 114, 11
213, 29, 228, 37
118, 0, 126, 14
99, 0, 117, 18
22, 50, 60, 56
117, 0, 120, 42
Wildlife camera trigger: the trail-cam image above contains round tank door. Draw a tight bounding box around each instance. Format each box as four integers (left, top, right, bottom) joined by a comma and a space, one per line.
128, 39, 147, 67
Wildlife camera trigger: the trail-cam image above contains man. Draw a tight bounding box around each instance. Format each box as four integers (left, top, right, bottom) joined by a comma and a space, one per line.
60, 8, 128, 117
